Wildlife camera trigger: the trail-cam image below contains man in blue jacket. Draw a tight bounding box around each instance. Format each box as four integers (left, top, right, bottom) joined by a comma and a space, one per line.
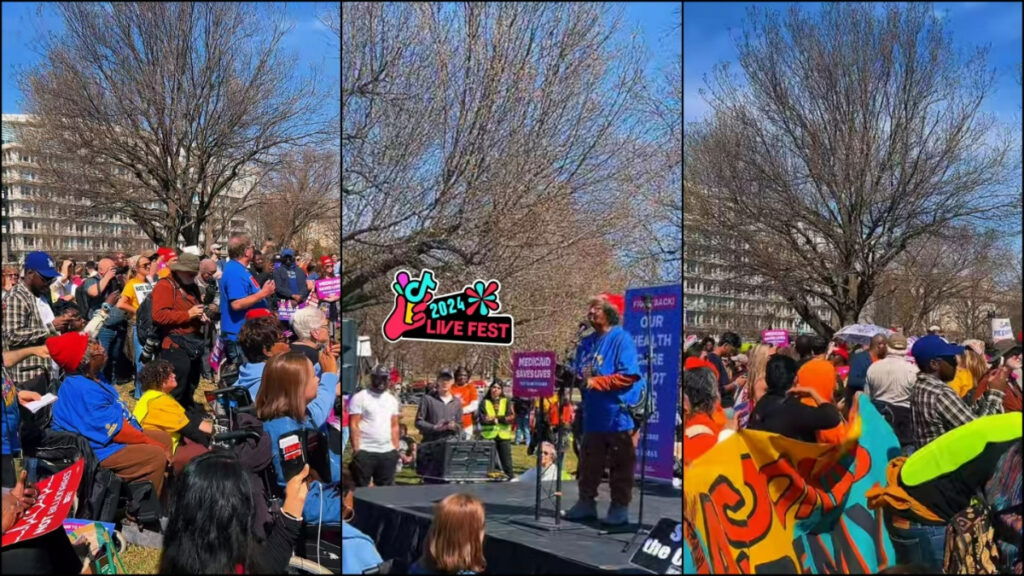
272, 249, 309, 307
564, 292, 643, 527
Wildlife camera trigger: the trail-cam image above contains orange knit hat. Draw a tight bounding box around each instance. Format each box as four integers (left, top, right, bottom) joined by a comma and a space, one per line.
796, 358, 837, 403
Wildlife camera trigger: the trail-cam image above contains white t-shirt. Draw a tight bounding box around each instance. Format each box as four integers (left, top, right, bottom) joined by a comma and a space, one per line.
348, 389, 400, 453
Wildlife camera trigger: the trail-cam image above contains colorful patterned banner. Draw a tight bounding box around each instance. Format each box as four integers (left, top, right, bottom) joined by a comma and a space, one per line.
683, 398, 900, 574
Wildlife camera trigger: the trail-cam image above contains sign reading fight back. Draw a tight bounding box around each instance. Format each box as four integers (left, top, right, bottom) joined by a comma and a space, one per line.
511, 351, 556, 399
382, 269, 514, 346
683, 398, 898, 574
624, 284, 682, 483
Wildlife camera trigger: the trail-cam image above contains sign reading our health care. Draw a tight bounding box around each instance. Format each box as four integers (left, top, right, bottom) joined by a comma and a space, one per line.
382, 269, 514, 346
624, 284, 682, 483
761, 329, 789, 348
683, 398, 898, 574
512, 351, 556, 399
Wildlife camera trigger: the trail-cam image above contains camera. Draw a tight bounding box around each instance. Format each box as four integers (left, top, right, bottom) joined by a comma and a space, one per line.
139, 337, 161, 364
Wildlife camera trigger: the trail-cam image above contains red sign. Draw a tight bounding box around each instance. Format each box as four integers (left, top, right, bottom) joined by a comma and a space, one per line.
2, 460, 85, 547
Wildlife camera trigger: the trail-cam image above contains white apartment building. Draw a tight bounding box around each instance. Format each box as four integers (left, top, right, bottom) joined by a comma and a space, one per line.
2, 114, 250, 265
683, 214, 833, 339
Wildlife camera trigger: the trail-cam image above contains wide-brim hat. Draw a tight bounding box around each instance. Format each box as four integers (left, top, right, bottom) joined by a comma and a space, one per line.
169, 252, 201, 273
993, 339, 1022, 360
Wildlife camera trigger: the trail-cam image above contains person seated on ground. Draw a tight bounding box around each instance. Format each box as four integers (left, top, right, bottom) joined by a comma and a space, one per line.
746, 355, 843, 443
512, 441, 570, 483
235, 312, 291, 402
160, 451, 311, 575
341, 466, 384, 575
289, 306, 332, 371
410, 492, 487, 575
255, 351, 340, 526
48, 332, 173, 501
133, 360, 213, 476
2, 468, 85, 575
396, 423, 418, 475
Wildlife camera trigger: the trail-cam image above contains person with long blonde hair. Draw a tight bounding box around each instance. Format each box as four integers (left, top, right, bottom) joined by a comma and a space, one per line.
410, 493, 487, 574
733, 343, 776, 429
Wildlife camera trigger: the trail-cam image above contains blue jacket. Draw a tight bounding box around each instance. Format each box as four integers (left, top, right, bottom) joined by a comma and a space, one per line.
342, 522, 383, 575
261, 371, 339, 488
236, 361, 266, 402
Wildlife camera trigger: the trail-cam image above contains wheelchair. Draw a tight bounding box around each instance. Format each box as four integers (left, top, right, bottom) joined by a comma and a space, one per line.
206, 386, 341, 574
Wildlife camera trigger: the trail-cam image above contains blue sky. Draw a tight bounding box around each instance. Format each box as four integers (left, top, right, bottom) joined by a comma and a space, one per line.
2, 1, 339, 115
683, 2, 1022, 124
617, 2, 682, 78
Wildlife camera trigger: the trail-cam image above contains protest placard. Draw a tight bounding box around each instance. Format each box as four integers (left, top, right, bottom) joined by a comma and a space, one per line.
315, 277, 341, 300
761, 329, 789, 347
2, 460, 85, 547
630, 518, 683, 574
512, 351, 556, 399
992, 318, 1014, 341
624, 284, 682, 482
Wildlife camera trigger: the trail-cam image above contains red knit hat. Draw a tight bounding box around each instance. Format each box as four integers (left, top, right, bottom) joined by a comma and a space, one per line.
596, 292, 625, 317
245, 308, 274, 320
46, 332, 90, 373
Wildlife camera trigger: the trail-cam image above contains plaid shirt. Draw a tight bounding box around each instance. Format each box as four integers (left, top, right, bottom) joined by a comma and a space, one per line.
910, 371, 1004, 448
1, 283, 58, 383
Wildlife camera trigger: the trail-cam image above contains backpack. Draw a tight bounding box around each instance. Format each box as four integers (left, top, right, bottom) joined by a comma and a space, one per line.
135, 291, 158, 346
75, 277, 98, 319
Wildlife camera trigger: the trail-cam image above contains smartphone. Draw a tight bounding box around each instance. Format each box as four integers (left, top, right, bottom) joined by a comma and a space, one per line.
278, 433, 306, 482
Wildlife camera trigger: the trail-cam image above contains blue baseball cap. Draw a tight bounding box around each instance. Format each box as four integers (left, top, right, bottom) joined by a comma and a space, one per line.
24, 251, 59, 279
281, 248, 295, 257
911, 334, 964, 368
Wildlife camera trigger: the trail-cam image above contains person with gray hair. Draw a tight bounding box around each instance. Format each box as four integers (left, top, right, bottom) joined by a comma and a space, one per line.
290, 306, 331, 369
512, 441, 569, 484
682, 367, 734, 466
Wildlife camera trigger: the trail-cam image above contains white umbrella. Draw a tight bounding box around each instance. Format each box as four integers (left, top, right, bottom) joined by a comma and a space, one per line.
834, 324, 892, 347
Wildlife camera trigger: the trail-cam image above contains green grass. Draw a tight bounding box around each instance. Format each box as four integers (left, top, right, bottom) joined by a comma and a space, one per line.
107, 375, 220, 574
343, 404, 580, 485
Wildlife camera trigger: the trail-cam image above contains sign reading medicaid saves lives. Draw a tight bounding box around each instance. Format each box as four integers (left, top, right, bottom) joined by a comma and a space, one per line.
2, 460, 85, 547
315, 277, 341, 300
512, 351, 556, 399
624, 284, 682, 483
630, 518, 683, 574
761, 329, 789, 348
683, 398, 899, 574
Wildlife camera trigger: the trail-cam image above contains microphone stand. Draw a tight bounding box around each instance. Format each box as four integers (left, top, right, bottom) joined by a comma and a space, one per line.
617, 295, 655, 550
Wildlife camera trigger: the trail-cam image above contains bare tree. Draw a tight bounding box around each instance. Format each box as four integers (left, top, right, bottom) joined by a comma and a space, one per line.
869, 228, 1001, 334
250, 148, 339, 250
342, 2, 648, 313
686, 3, 1019, 337
19, 3, 331, 246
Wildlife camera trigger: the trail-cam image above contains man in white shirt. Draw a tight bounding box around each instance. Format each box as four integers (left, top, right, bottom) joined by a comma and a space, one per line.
348, 366, 401, 487
866, 333, 918, 454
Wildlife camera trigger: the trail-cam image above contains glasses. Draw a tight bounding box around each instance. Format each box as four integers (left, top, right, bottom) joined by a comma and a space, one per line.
138, 261, 151, 267
542, 451, 555, 456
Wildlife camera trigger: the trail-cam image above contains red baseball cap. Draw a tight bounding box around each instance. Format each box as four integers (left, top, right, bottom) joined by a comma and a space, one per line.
46, 332, 90, 373
594, 292, 625, 317
245, 308, 274, 320
156, 247, 176, 260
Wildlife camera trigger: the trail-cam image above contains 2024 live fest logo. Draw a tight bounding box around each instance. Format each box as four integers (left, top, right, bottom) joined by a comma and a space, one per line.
382, 269, 514, 346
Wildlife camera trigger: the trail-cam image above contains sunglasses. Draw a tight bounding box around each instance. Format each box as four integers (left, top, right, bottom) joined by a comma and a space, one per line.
542, 451, 555, 456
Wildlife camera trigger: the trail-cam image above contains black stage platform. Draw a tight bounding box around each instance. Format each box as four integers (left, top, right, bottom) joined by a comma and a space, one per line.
351, 480, 681, 574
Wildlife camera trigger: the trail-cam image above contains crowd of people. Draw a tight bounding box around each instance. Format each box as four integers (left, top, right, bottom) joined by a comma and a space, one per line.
683, 327, 1023, 574
2, 237, 342, 574
342, 293, 664, 574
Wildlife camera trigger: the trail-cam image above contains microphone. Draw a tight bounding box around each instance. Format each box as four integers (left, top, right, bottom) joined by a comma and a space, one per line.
643, 294, 652, 311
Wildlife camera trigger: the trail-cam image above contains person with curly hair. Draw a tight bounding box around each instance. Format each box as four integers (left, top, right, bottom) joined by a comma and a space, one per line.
133, 359, 213, 475
235, 313, 291, 402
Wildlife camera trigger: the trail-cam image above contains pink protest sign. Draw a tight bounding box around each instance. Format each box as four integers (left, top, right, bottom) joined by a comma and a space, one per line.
315, 277, 341, 300
2, 460, 85, 547
761, 330, 790, 348
512, 351, 556, 399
